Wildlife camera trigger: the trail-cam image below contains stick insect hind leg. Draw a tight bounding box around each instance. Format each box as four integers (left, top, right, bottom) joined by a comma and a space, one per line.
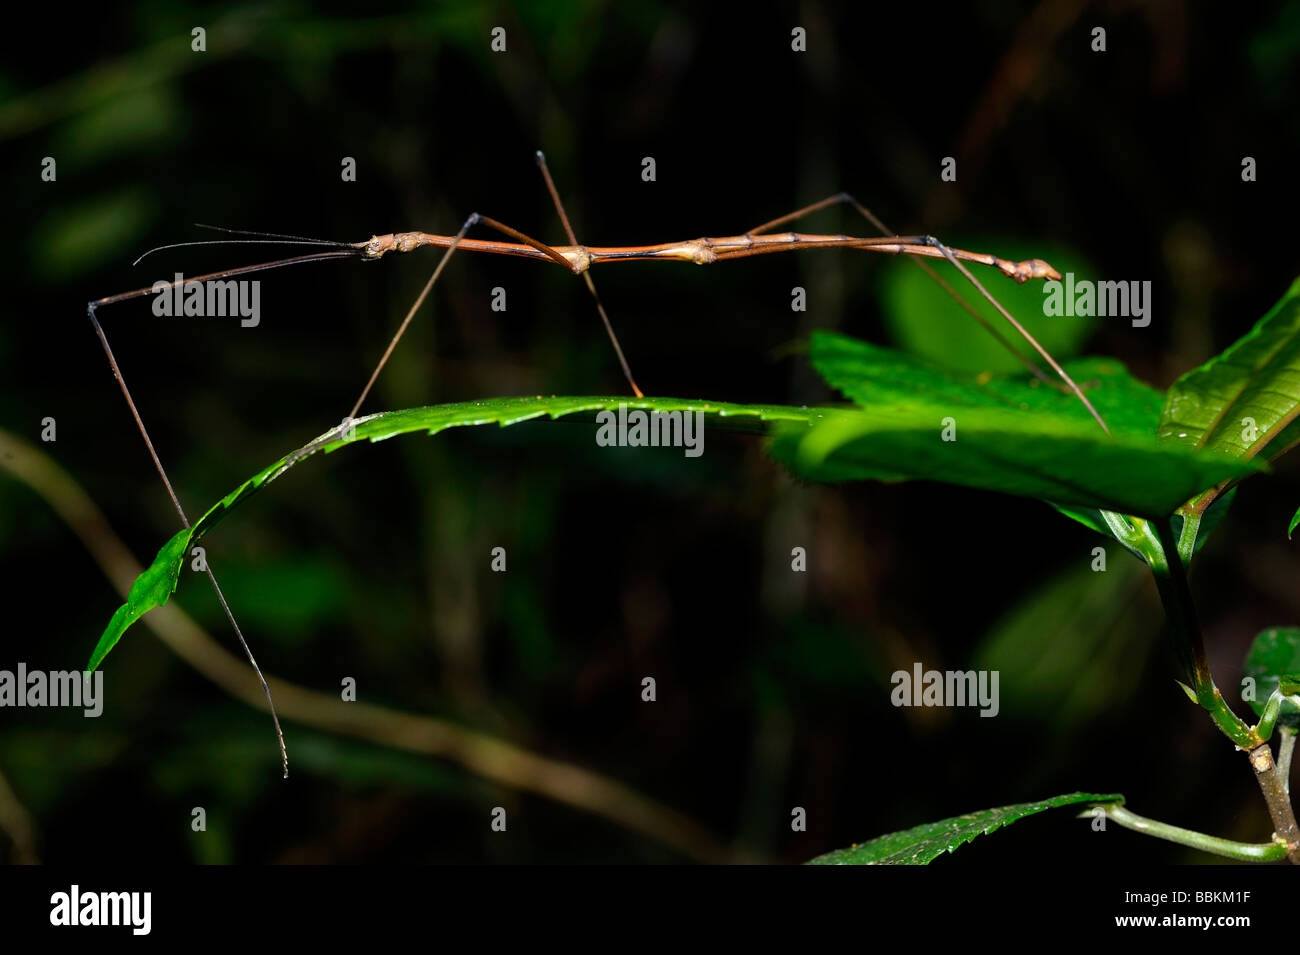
742, 193, 1110, 434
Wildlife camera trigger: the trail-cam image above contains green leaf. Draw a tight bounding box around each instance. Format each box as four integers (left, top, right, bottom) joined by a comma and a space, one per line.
1289, 504, 1300, 539
1242, 627, 1300, 729
770, 404, 1261, 517
799, 331, 1258, 516
811, 330, 1165, 437
1049, 503, 1115, 538
808, 792, 1123, 865
1159, 277, 1300, 512
85, 527, 191, 674
879, 241, 1098, 374
89, 396, 826, 671
186, 395, 822, 539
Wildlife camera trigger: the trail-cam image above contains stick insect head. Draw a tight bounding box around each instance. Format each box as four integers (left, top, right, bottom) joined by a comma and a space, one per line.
1006, 257, 1062, 283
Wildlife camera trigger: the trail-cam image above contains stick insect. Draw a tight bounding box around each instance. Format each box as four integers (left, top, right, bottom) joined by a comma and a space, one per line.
86, 150, 1106, 777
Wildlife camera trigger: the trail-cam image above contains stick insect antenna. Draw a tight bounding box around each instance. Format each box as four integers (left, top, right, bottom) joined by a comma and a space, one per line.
193, 223, 359, 244
133, 239, 355, 267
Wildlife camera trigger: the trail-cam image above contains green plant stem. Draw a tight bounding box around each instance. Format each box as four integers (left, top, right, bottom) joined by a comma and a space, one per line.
1143, 519, 1300, 863
1248, 744, 1300, 864
1175, 512, 1201, 566
1099, 509, 1152, 563
1147, 520, 1259, 748
1279, 728, 1296, 798
1145, 520, 1300, 862
1257, 689, 1285, 743
1089, 802, 1288, 862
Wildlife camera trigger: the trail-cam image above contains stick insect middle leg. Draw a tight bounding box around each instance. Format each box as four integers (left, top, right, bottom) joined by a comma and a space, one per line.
533, 151, 643, 398
347, 152, 644, 422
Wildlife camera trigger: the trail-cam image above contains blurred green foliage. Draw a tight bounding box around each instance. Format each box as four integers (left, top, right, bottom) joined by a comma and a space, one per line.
880, 241, 1098, 374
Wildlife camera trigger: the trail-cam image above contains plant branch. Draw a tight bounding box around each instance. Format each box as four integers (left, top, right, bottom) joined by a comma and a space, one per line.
1087, 802, 1288, 862
1137, 519, 1300, 862
1148, 519, 1259, 748
0, 763, 39, 864
1248, 743, 1300, 864
0, 428, 732, 864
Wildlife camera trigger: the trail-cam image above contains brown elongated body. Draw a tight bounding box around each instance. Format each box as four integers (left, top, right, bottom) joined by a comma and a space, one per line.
357, 228, 1060, 283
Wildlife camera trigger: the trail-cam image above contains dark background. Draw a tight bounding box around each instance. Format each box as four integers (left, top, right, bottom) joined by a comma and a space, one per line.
2, 0, 1299, 864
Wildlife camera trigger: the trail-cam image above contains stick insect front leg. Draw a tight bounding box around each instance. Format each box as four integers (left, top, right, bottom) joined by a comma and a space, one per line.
87, 298, 293, 778
743, 194, 1109, 434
